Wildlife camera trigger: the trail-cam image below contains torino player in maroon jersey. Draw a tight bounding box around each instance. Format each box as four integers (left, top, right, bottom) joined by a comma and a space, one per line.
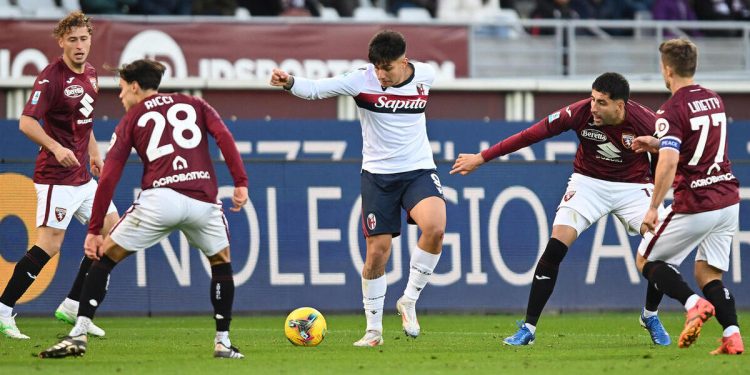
0, 12, 117, 340
633, 39, 743, 355
451, 73, 671, 346
39, 60, 248, 359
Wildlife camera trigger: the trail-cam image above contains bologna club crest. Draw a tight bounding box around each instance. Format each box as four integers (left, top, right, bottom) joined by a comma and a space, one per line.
55, 207, 67, 222
621, 132, 635, 149
367, 213, 377, 230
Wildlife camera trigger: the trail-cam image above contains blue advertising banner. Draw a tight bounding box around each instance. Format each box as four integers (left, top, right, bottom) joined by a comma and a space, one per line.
1, 119, 749, 314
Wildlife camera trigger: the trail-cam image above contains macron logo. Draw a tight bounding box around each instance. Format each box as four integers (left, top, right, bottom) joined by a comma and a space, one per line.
38, 79, 49, 85
27, 272, 37, 280
534, 275, 551, 280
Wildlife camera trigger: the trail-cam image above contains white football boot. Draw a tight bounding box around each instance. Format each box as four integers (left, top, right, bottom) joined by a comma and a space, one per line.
55, 299, 106, 337
1, 314, 30, 339
353, 330, 384, 347
396, 296, 420, 338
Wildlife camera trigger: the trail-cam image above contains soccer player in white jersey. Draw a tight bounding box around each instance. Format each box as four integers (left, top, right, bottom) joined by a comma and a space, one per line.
270, 30, 446, 347
633, 39, 743, 354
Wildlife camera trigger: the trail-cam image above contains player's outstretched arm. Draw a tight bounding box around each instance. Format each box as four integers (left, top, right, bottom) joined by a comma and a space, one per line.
450, 153, 486, 175
19, 115, 80, 168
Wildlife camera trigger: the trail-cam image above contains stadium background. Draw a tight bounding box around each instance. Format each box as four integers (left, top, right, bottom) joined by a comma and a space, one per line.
1, 15, 749, 315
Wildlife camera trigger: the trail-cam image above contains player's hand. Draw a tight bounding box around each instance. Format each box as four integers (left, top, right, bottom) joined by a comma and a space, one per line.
84, 233, 104, 261
90, 156, 104, 177
632, 136, 659, 154
230, 186, 248, 212
450, 153, 485, 175
270, 68, 292, 88
52, 145, 81, 168
642, 207, 659, 235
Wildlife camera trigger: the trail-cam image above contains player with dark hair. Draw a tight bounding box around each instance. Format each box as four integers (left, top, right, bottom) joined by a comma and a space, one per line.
451, 72, 671, 346
39, 59, 249, 359
633, 38, 743, 354
271, 30, 446, 347
1, 11, 117, 340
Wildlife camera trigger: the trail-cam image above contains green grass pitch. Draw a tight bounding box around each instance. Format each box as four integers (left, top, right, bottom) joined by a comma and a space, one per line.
1, 312, 747, 374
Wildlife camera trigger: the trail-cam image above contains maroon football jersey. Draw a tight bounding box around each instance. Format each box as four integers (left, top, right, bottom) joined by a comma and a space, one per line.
22, 57, 98, 185
655, 84, 739, 213
482, 98, 657, 183
88, 93, 248, 234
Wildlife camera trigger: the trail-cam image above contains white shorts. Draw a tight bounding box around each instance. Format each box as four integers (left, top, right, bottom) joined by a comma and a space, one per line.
35, 179, 117, 230
110, 188, 229, 256
553, 173, 655, 236
638, 204, 739, 271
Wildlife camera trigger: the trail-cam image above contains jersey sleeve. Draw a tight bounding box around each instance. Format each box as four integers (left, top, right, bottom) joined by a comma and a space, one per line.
201, 99, 248, 188
289, 68, 364, 99
21, 70, 58, 120
481, 104, 575, 161
87, 117, 133, 234
654, 105, 683, 153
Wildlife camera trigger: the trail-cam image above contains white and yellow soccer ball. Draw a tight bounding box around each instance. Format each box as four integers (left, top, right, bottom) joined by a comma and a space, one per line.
284, 307, 327, 346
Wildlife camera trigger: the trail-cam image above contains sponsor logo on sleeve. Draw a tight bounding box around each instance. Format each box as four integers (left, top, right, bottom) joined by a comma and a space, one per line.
31, 91, 41, 105
64, 85, 84, 98
37, 79, 49, 85
90, 77, 98, 92
548, 111, 560, 123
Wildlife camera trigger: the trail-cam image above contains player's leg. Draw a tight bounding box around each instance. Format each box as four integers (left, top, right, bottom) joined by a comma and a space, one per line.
40, 188, 177, 357
181, 196, 244, 359
354, 171, 401, 347
636, 253, 670, 346
614, 182, 669, 345
1, 183, 71, 339
503, 221, 579, 346
56, 183, 119, 336
206, 249, 243, 359
694, 205, 743, 355
638, 208, 717, 348
354, 234, 391, 347
39, 238, 133, 358
398, 170, 447, 338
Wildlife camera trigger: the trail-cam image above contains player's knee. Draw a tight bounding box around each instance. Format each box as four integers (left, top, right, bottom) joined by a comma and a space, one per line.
420, 225, 444, 243
208, 248, 231, 265
641, 260, 666, 279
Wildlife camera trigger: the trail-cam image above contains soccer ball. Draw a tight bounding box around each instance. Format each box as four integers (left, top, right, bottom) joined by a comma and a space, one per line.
284, 307, 327, 347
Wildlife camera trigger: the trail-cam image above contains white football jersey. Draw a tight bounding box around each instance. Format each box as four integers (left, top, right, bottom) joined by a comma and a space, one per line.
290, 62, 436, 174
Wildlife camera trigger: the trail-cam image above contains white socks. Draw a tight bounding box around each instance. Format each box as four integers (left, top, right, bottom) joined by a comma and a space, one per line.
362, 275, 387, 333
642, 309, 658, 318
215, 331, 231, 347
404, 247, 441, 301
0, 302, 12, 318
69, 316, 92, 337
724, 326, 740, 337
61, 298, 79, 311
684, 294, 701, 311
524, 323, 537, 334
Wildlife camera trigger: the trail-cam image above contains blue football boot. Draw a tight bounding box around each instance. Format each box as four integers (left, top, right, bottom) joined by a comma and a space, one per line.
503, 321, 535, 346
639, 309, 671, 346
